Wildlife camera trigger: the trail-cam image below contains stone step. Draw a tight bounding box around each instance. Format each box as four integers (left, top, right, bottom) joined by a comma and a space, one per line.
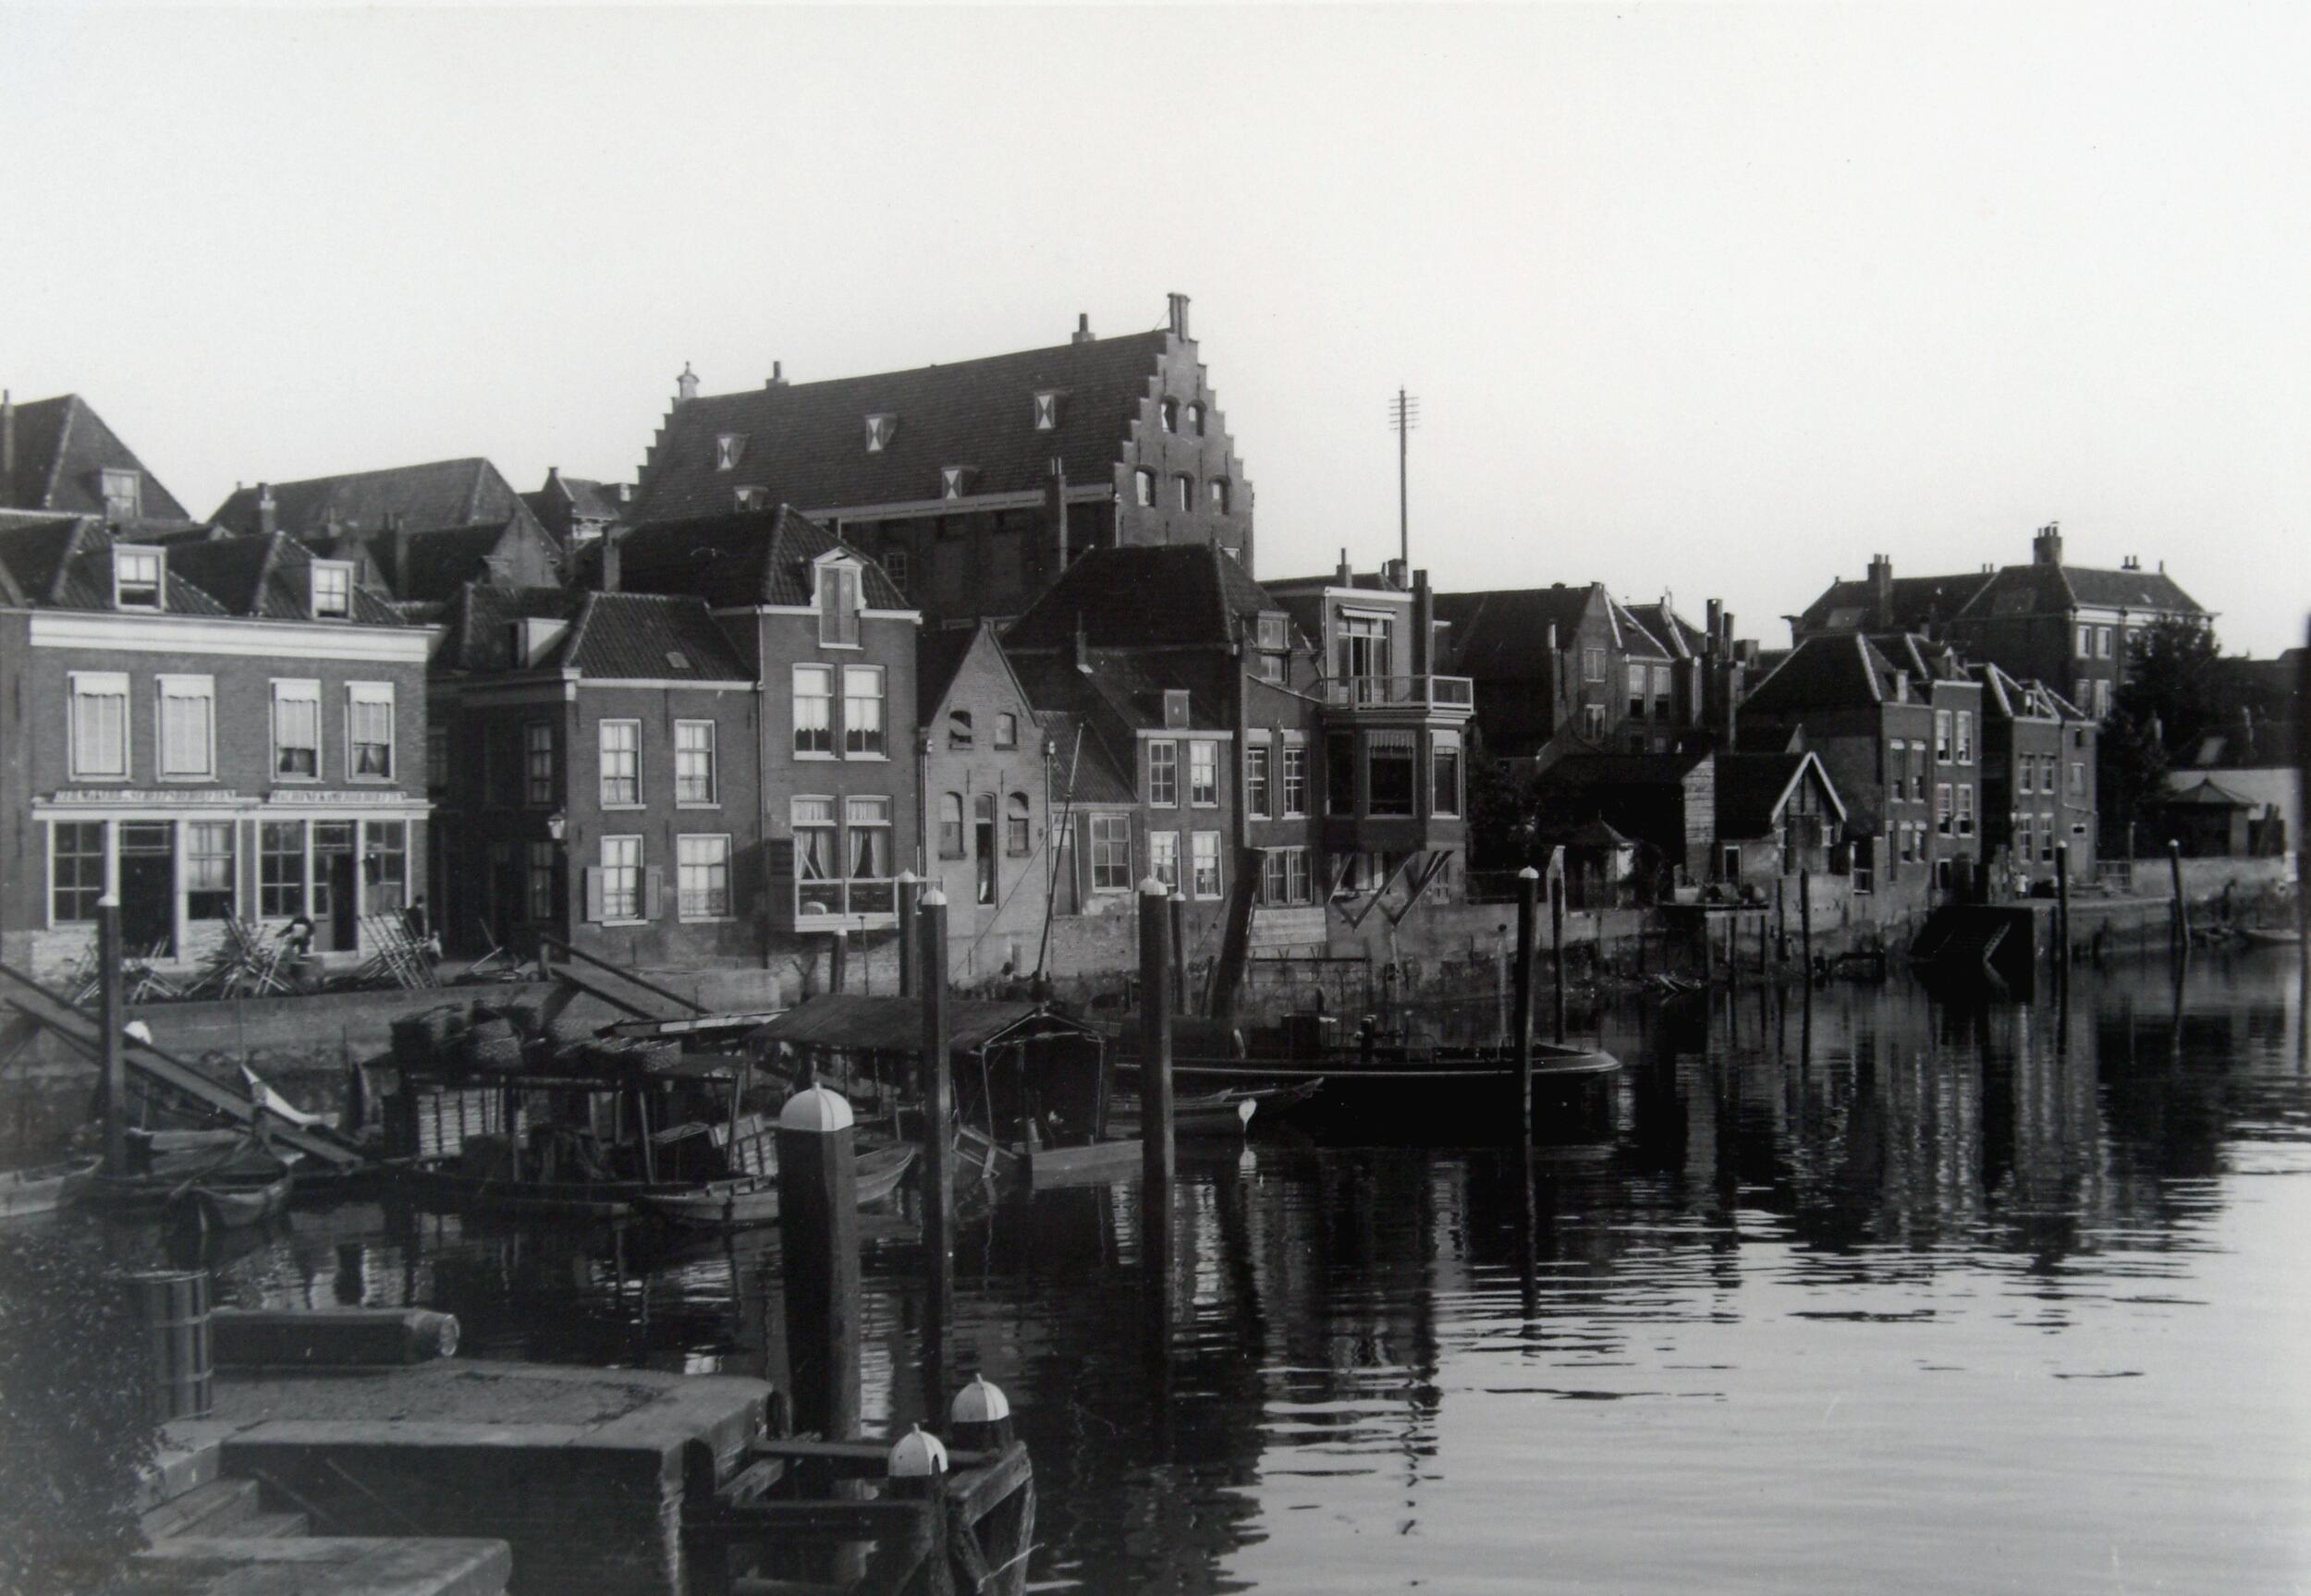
238, 1510, 312, 1539
141, 1477, 261, 1541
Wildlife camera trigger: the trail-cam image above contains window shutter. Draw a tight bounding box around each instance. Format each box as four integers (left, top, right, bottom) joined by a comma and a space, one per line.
643, 866, 663, 920
583, 867, 605, 924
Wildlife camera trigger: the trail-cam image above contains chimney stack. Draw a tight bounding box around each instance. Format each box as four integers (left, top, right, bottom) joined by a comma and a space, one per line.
1045, 457, 1070, 576
1868, 553, 1893, 627
766, 360, 787, 389
1167, 293, 1192, 339
1705, 598, 1722, 655
255, 484, 277, 538
1382, 556, 1408, 591
1070, 313, 1094, 346
1, 390, 14, 488
599, 530, 622, 593
674, 362, 700, 406
1336, 547, 1351, 587
2032, 521, 2062, 567
391, 513, 413, 595
1412, 568, 1434, 677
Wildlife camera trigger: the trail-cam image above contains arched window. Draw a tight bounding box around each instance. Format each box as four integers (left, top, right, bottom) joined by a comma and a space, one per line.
1208, 479, 1229, 514
948, 709, 973, 749
1132, 469, 1156, 507
1186, 402, 1205, 436
938, 793, 964, 859
1006, 793, 1032, 855
1160, 398, 1179, 433
1174, 474, 1194, 512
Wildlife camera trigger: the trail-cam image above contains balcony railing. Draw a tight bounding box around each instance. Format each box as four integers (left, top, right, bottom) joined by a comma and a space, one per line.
1316, 675, 1474, 711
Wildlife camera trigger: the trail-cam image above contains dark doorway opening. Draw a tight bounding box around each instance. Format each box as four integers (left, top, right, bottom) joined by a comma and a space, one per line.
117, 823, 175, 956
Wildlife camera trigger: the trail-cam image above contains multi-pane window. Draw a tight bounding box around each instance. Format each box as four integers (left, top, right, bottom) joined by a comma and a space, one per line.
1261, 846, 1313, 906
527, 841, 556, 922
1652, 664, 1674, 718
793, 798, 839, 914
348, 683, 395, 778
157, 676, 214, 779
884, 549, 910, 597
601, 835, 642, 921
2018, 754, 2034, 795
186, 822, 235, 920
51, 822, 105, 924
973, 795, 997, 903
1910, 745, 1927, 801
599, 720, 641, 806
1281, 739, 1308, 815
679, 835, 731, 920
675, 720, 715, 804
817, 564, 862, 648
2097, 626, 2113, 659
1627, 663, 1648, 719
1936, 782, 1953, 835
1934, 710, 1952, 762
794, 666, 834, 755
1367, 731, 1416, 817
1955, 712, 1974, 766
1147, 740, 1179, 806
1090, 814, 1131, 892
1007, 793, 1031, 855
1245, 741, 1271, 819
260, 822, 305, 918
2076, 624, 2093, 657
1432, 731, 1462, 817
1888, 739, 1907, 794
364, 822, 408, 913
1148, 831, 1180, 892
102, 469, 142, 523
1191, 831, 1221, 899
273, 680, 320, 777
939, 793, 965, 859
843, 667, 885, 756
114, 547, 162, 609
1256, 615, 1288, 652
847, 797, 892, 882
1189, 741, 1217, 806
948, 710, 973, 749
1582, 647, 1606, 683
1955, 784, 1975, 835
311, 562, 352, 619
2042, 753, 2059, 794
527, 722, 558, 806
995, 713, 1018, 750
70, 672, 129, 779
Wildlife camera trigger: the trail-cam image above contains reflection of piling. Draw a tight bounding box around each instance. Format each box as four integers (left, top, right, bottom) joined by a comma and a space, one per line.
776, 1085, 860, 1442
897, 872, 922, 997
1138, 881, 1175, 1190
2054, 842, 2073, 980
919, 890, 954, 1257
1799, 870, 1815, 988
99, 899, 127, 1175
1168, 890, 1189, 1015
2168, 840, 2189, 957
2298, 626, 2311, 1056
1549, 861, 1568, 1044
1512, 868, 1538, 1140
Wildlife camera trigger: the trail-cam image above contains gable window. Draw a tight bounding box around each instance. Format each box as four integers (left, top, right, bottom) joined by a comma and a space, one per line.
882, 549, 910, 596
311, 561, 353, 619
51, 821, 107, 925
1147, 739, 1179, 806
1132, 469, 1156, 507
715, 434, 745, 471
1581, 646, 1605, 683
599, 718, 641, 805
270, 679, 318, 779
1281, 737, 1308, 816
102, 469, 142, 522
1160, 398, 1179, 433
940, 467, 968, 500
939, 793, 965, 859
948, 709, 973, 750
1090, 814, 1131, 892
1007, 793, 1032, 855
1189, 740, 1217, 806
865, 413, 896, 452
149, 674, 212, 781
843, 666, 886, 757
675, 719, 715, 803
1191, 831, 1222, 899
678, 835, 730, 920
113, 547, 163, 610
1432, 730, 1462, 818
1186, 402, 1206, 436
793, 665, 834, 755
1148, 830, 1180, 892
973, 794, 997, 903
1245, 739, 1271, 818
1366, 730, 1416, 817
995, 713, 1018, 749
817, 562, 862, 647
1033, 391, 1060, 431
1209, 479, 1229, 514
1174, 474, 1194, 512
1955, 711, 1974, 765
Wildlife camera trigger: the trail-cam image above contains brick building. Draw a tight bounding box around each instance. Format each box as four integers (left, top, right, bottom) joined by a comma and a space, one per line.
0, 518, 432, 981
630, 295, 1253, 624
2, 391, 202, 538
1973, 664, 2097, 888
523, 468, 634, 547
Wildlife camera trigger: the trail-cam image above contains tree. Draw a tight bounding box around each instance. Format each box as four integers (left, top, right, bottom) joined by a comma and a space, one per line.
2099, 615, 2224, 844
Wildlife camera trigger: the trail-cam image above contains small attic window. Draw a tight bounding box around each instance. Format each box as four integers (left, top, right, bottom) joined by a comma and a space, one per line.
1160, 398, 1180, 433
734, 486, 767, 511
1162, 688, 1191, 729
666, 650, 691, 672
310, 560, 353, 620
113, 546, 164, 610
1186, 402, 1206, 437
817, 559, 862, 648
101, 469, 142, 522
939, 467, 972, 501
1132, 469, 1156, 507
1033, 391, 1060, 431
865, 414, 897, 453
715, 434, 746, 471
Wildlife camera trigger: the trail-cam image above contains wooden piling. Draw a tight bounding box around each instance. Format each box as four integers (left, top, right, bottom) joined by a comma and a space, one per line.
1168, 890, 1189, 1016
897, 873, 922, 997
99, 898, 127, 1176
1511, 869, 1538, 1142
2297, 621, 2310, 1055
776, 1084, 861, 1442
1799, 870, 1815, 988
1137, 882, 1175, 1191
918, 890, 954, 1265
1549, 861, 1568, 1044
2168, 839, 2189, 956
2054, 841, 2072, 975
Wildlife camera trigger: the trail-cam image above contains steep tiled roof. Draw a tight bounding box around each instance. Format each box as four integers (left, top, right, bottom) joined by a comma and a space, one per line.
431, 583, 746, 680
434, 584, 583, 673
617, 505, 907, 610
0, 516, 226, 615
632, 330, 1171, 522
1, 394, 193, 523
1433, 586, 1599, 679
211, 457, 538, 540
1038, 709, 1137, 807
1742, 634, 1897, 716
1622, 601, 1706, 658
1796, 571, 1994, 635
165, 532, 401, 623
915, 626, 981, 715
1961, 559, 2206, 619
1715, 752, 1843, 840
1005, 543, 1277, 652
1608, 600, 1672, 660
392, 518, 563, 603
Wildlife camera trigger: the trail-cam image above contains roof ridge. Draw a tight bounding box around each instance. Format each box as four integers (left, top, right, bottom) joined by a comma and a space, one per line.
562, 591, 601, 672
689, 326, 1170, 407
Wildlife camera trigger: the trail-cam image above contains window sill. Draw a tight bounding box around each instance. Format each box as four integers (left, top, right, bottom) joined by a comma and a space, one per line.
678, 914, 733, 925
601, 803, 646, 813
601, 920, 649, 929
159, 774, 218, 784
817, 642, 865, 652
274, 773, 322, 785
843, 751, 891, 762
677, 801, 722, 810
794, 751, 839, 761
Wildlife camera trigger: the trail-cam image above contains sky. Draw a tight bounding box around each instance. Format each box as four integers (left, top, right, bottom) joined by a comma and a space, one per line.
4, 4, 2306, 653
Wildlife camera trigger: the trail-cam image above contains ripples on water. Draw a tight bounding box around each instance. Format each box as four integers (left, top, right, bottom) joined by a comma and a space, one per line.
206, 957, 2311, 1594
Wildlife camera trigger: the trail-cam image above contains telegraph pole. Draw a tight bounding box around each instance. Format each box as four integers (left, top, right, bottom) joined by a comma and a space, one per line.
1389, 388, 1420, 567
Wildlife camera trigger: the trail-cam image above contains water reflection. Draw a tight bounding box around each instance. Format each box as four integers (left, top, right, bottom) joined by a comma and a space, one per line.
210, 956, 2311, 1594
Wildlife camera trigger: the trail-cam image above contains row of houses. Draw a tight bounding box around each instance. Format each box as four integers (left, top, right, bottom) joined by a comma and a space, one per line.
0, 300, 2239, 992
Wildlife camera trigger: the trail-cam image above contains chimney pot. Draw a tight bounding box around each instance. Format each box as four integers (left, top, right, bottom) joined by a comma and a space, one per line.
766, 360, 787, 389
2033, 521, 2063, 567
675, 362, 700, 406
1167, 293, 1192, 339
1071, 313, 1094, 345
1336, 548, 1351, 587
1, 389, 14, 486
255, 483, 277, 539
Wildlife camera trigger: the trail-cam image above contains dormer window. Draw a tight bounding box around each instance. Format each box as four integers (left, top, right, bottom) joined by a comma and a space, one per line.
1209, 478, 1231, 514
102, 469, 142, 522
310, 560, 353, 620
940, 466, 972, 500
113, 546, 163, 610
1033, 391, 1060, 431
1160, 398, 1179, 433
1132, 469, 1156, 507
715, 433, 746, 471
816, 557, 862, 647
734, 486, 767, 511
1162, 688, 1192, 729
1186, 402, 1206, 437
865, 414, 897, 453
1255, 614, 1289, 652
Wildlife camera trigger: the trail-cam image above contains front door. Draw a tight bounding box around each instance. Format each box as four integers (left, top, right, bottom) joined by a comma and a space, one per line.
117, 823, 175, 956
313, 822, 357, 950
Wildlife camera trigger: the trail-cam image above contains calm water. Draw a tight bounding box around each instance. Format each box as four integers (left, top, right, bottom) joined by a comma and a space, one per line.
214, 956, 2311, 1594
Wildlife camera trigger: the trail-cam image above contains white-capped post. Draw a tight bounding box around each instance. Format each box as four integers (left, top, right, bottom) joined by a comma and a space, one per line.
776, 1082, 860, 1441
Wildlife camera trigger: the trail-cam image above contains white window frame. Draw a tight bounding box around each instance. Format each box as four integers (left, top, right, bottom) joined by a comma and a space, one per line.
155, 674, 216, 781
842, 665, 886, 759
1955, 711, 1974, 766
49, 820, 110, 927
794, 664, 836, 758
715, 434, 744, 471
599, 718, 642, 808
68, 670, 130, 781
1033, 391, 1059, 431
1089, 813, 1132, 893
1956, 783, 1975, 836
1191, 830, 1222, 900
677, 833, 732, 921
310, 560, 354, 620
1244, 737, 1272, 820
1280, 737, 1308, 818
1148, 830, 1180, 893
675, 719, 717, 806
1431, 729, 1463, 818
272, 678, 322, 782
817, 561, 862, 649
1147, 739, 1180, 807
112, 546, 164, 610
600, 835, 644, 923
346, 681, 396, 782
1188, 740, 1218, 807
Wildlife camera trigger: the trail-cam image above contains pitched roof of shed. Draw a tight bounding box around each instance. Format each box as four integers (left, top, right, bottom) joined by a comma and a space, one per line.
211, 457, 536, 539
615, 505, 907, 610
632, 329, 1174, 522
1, 394, 193, 522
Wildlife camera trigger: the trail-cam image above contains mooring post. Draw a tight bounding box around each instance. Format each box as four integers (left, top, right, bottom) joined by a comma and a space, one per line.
2298, 623, 2311, 1057
1168, 889, 1189, 1015
1137, 880, 1175, 1192
99, 898, 128, 1176
919, 889, 954, 1267
1799, 870, 1815, 988
2168, 839, 2189, 956
886, 1427, 954, 1596
950, 1376, 1033, 1596
828, 929, 850, 996
1549, 862, 1568, 1045
2055, 841, 2073, 977
897, 871, 922, 997
776, 1082, 860, 1442
1512, 868, 1538, 1143
1775, 877, 1788, 968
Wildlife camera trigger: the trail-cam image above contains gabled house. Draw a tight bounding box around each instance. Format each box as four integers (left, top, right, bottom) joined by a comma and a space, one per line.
1973, 664, 2097, 888
1714, 751, 1846, 889
0, 517, 431, 981
1, 391, 200, 536
1432, 581, 1700, 764
631, 295, 1253, 624
524, 468, 634, 547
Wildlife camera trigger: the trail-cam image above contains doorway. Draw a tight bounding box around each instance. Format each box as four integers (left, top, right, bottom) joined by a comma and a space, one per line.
117, 823, 175, 956
313, 822, 357, 950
